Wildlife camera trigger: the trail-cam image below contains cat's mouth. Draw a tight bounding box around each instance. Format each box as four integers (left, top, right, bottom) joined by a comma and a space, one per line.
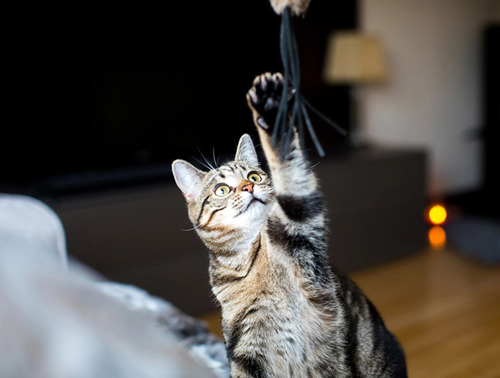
239, 197, 266, 215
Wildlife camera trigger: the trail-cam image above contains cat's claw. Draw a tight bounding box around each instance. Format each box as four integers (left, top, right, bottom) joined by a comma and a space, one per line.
247, 72, 294, 132
257, 117, 269, 130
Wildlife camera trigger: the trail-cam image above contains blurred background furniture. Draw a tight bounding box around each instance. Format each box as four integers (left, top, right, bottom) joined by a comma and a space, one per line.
48, 147, 427, 316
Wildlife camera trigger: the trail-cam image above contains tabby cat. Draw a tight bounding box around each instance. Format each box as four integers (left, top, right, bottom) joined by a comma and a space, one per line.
171, 73, 407, 377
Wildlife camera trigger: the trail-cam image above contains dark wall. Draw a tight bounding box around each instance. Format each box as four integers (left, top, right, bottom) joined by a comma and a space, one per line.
454, 23, 500, 218
4, 1, 356, 195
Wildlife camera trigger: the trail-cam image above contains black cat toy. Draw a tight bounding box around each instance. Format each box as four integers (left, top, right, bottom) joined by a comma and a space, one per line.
269, 0, 347, 160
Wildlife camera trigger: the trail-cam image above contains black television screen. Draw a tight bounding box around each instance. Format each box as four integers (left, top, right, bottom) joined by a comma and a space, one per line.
3, 1, 355, 195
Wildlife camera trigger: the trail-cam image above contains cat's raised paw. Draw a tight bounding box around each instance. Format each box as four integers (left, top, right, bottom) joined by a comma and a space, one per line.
246, 72, 293, 131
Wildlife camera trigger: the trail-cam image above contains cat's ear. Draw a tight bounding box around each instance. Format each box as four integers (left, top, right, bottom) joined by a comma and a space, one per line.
235, 134, 259, 166
171, 160, 206, 202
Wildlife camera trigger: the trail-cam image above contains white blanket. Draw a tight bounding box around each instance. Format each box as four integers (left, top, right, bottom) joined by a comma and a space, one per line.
0, 194, 228, 377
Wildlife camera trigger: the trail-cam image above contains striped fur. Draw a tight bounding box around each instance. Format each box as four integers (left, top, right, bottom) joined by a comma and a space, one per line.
172, 73, 407, 377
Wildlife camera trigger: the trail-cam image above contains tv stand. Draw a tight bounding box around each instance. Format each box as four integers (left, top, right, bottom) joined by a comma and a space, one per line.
49, 147, 427, 315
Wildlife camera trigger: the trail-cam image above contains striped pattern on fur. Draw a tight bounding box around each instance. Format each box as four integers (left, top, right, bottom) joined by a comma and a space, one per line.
172, 73, 407, 377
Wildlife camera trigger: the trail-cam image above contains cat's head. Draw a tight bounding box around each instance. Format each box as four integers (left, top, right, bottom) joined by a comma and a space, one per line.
171, 134, 274, 248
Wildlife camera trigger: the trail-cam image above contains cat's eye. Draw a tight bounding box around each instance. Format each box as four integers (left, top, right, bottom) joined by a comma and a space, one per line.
214, 184, 231, 197
248, 173, 262, 183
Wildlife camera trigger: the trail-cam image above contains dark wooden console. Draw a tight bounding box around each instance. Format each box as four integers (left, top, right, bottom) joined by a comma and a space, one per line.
50, 148, 427, 315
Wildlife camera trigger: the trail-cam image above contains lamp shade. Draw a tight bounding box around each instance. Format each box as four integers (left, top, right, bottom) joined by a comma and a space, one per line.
323, 32, 388, 84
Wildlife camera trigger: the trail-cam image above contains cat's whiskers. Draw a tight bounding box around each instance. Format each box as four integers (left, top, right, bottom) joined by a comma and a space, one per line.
212, 147, 220, 169
194, 149, 218, 171
179, 223, 203, 232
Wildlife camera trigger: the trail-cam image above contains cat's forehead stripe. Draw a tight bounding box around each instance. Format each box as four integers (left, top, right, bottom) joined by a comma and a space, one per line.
218, 164, 248, 177
220, 166, 235, 174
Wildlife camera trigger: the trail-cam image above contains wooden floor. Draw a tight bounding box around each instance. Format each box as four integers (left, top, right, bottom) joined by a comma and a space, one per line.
198, 248, 500, 377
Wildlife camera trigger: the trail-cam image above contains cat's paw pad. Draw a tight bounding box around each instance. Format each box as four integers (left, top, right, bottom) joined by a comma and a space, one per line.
247, 73, 293, 130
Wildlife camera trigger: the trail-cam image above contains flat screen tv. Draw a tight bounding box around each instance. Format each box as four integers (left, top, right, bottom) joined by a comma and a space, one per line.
3, 2, 355, 196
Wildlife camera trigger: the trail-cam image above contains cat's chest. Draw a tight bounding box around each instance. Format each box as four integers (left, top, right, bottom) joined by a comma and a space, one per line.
222, 263, 330, 364
226, 291, 330, 377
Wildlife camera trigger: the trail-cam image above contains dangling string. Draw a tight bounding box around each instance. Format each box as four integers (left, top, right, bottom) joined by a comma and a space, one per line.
275, 6, 347, 161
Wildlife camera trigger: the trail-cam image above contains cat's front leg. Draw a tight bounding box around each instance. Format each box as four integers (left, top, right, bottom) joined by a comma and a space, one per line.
246, 72, 319, 199
247, 74, 330, 304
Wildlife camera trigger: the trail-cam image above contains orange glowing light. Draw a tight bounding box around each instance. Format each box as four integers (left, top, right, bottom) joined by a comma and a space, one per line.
428, 204, 447, 225
428, 226, 446, 249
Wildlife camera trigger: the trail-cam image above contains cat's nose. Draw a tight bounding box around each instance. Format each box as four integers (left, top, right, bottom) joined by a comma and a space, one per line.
241, 182, 254, 193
